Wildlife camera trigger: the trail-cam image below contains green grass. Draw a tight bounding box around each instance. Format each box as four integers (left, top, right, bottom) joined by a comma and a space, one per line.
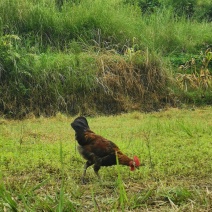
0, 0, 212, 117
0, 108, 212, 211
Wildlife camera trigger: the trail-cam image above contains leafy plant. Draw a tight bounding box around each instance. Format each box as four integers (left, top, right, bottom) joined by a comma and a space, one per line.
0, 35, 21, 75
175, 49, 212, 95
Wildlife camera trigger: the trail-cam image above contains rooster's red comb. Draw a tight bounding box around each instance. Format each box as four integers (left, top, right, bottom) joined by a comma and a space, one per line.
133, 156, 140, 167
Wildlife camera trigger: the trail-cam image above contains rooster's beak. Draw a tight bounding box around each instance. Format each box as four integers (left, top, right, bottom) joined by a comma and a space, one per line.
133, 161, 139, 170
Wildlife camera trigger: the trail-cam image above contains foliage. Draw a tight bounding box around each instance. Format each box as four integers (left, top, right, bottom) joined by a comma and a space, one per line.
125, 0, 212, 21
175, 49, 212, 104
194, 1, 212, 21
124, 0, 161, 14
0, 0, 212, 117
160, 0, 196, 18
0, 35, 21, 75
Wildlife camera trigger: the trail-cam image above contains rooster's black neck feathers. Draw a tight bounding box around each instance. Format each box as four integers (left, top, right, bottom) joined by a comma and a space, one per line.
71, 116, 90, 145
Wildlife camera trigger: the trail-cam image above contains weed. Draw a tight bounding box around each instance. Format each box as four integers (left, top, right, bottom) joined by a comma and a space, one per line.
175, 48, 212, 104
116, 152, 128, 211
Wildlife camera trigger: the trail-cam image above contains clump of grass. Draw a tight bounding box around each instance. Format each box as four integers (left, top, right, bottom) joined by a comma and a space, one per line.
158, 186, 193, 206
115, 153, 128, 211
0, 184, 18, 211
175, 48, 212, 104
95, 49, 172, 113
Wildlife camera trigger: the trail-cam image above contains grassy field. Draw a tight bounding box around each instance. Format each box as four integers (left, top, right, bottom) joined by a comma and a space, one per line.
0, 107, 212, 211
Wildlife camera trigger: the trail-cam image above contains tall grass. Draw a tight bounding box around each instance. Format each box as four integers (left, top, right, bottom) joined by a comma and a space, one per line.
0, 34, 173, 117
139, 8, 212, 55
1, 0, 210, 55
0, 0, 211, 117
0, 0, 140, 48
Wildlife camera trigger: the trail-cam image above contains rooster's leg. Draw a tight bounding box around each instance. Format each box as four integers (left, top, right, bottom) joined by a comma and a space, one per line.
82, 161, 93, 184
94, 164, 101, 181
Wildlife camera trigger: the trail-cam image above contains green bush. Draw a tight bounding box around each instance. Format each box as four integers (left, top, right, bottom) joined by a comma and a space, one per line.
123, 0, 161, 14
194, 1, 212, 21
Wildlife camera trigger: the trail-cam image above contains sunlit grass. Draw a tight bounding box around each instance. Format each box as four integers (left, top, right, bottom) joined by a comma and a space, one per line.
0, 107, 212, 210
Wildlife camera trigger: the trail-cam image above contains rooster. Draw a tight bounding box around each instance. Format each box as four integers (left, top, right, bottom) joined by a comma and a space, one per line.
71, 116, 140, 183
